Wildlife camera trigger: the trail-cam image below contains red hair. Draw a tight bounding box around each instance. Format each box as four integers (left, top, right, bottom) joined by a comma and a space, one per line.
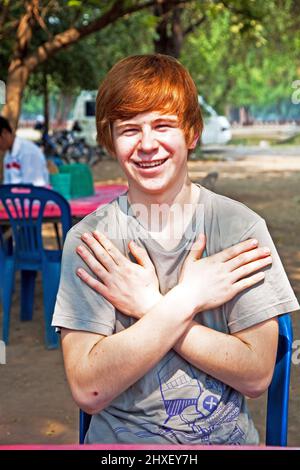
96, 54, 203, 155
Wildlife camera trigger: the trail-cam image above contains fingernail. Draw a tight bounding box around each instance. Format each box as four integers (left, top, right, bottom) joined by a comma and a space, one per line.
251, 239, 258, 246
93, 230, 101, 237
77, 268, 83, 276
264, 247, 271, 254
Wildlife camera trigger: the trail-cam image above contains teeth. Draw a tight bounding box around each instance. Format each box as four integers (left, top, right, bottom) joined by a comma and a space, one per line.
137, 159, 167, 168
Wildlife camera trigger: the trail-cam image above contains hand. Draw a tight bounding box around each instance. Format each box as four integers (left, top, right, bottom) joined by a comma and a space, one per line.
178, 234, 272, 314
76, 231, 162, 319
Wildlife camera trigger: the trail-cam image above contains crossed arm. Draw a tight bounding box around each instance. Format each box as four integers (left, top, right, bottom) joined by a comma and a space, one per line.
61, 231, 278, 414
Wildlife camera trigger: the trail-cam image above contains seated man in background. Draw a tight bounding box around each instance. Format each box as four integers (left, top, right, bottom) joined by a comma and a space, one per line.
0, 116, 49, 186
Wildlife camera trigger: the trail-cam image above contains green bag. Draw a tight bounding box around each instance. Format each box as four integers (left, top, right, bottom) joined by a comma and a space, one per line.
59, 163, 94, 198
50, 173, 72, 200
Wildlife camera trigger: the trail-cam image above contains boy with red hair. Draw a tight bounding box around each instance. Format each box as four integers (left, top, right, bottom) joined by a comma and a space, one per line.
52, 54, 298, 444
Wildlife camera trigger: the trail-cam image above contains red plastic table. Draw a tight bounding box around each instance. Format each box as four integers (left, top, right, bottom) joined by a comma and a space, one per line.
0, 183, 128, 224
66, 183, 127, 221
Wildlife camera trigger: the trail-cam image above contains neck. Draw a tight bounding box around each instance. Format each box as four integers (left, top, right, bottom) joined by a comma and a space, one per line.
127, 176, 201, 232
128, 175, 197, 209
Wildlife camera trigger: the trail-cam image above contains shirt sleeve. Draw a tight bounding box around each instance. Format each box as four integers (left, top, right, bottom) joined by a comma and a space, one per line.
52, 225, 116, 335
225, 219, 299, 333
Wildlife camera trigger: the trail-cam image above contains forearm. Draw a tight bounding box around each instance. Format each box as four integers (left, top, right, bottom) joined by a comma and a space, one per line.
137, 296, 270, 397
72, 286, 194, 414
173, 320, 276, 398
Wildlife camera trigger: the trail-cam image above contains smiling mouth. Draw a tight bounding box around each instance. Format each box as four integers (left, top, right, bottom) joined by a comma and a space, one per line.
134, 158, 168, 169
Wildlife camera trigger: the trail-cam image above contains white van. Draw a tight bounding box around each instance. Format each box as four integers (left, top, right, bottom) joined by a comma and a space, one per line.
199, 96, 232, 145
71, 91, 231, 147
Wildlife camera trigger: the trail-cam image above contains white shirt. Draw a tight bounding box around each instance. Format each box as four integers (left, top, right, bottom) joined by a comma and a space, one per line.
3, 136, 49, 186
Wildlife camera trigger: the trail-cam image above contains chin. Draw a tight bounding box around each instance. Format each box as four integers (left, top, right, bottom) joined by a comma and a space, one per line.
138, 180, 171, 194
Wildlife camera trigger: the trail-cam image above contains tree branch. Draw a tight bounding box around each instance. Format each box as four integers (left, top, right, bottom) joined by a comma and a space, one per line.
183, 14, 206, 36
0, 0, 11, 30
0, 19, 20, 41
221, 0, 262, 22
32, 0, 53, 39
14, 1, 35, 59
24, 0, 161, 71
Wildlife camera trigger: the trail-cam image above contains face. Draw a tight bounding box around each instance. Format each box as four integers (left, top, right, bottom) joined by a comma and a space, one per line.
112, 111, 197, 198
0, 129, 13, 152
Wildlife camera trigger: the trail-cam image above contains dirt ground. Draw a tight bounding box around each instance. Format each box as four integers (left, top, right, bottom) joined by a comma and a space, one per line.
1, 151, 300, 446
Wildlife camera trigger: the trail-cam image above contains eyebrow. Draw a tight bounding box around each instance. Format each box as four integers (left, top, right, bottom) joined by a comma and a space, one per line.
154, 117, 178, 123
115, 116, 179, 130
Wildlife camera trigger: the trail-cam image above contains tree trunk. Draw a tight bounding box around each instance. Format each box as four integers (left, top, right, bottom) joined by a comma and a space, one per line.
154, 5, 183, 58
0, 61, 30, 181
61, 94, 74, 126
43, 71, 49, 135
55, 94, 74, 128
1, 60, 30, 132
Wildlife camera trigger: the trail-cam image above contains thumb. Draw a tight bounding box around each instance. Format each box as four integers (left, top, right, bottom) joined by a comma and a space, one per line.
128, 240, 154, 268
187, 233, 206, 262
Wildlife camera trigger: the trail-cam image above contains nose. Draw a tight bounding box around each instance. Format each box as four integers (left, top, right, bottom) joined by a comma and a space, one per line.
139, 129, 158, 153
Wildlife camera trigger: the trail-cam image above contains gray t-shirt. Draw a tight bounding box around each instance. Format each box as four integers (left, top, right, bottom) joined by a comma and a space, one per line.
52, 185, 299, 445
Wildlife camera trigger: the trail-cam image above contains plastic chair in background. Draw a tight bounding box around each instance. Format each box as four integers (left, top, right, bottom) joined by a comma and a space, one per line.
266, 313, 293, 446
0, 184, 72, 349
80, 409, 92, 444
79, 314, 293, 445
0, 228, 5, 301
0, 226, 14, 303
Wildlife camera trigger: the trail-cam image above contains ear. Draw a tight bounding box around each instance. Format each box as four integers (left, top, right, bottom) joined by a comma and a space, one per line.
188, 133, 199, 150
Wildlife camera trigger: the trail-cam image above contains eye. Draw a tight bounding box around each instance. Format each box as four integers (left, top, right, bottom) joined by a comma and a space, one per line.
122, 128, 139, 135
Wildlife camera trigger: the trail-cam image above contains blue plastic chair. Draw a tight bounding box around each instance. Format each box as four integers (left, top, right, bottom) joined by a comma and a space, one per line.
0, 228, 5, 300
79, 314, 293, 445
266, 313, 293, 446
80, 409, 92, 444
0, 184, 72, 349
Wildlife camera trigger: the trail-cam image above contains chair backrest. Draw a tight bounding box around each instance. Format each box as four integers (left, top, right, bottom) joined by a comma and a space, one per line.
266, 313, 293, 446
80, 408, 92, 444
0, 184, 71, 264
79, 314, 293, 445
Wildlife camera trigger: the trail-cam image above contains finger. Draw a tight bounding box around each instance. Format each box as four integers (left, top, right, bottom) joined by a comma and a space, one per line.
76, 244, 109, 280
81, 232, 115, 272
186, 233, 206, 262
76, 267, 110, 297
231, 256, 272, 282
233, 271, 266, 294
219, 238, 259, 262
227, 246, 271, 271
93, 231, 126, 266
128, 241, 154, 268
